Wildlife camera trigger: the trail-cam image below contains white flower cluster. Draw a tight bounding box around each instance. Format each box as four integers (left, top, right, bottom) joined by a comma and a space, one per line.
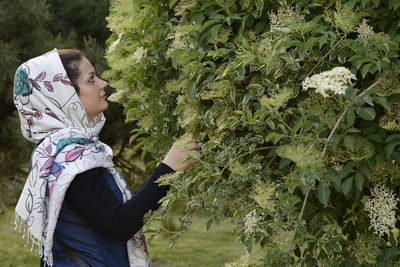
244, 210, 261, 236
365, 183, 399, 236
268, 6, 304, 33
132, 47, 147, 64
302, 67, 356, 97
356, 19, 374, 46
167, 31, 190, 55
108, 33, 123, 53
223, 252, 250, 267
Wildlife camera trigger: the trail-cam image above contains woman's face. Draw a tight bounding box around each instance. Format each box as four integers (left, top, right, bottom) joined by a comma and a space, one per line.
76, 57, 108, 121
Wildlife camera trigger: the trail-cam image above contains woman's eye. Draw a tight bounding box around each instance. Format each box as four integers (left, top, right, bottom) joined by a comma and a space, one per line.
89, 76, 94, 83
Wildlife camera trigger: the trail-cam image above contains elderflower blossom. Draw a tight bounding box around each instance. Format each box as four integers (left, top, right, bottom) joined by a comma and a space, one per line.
223, 252, 250, 267
244, 210, 261, 236
268, 6, 304, 33
156, 171, 183, 186
302, 67, 356, 97
252, 182, 276, 212
364, 183, 399, 236
356, 19, 374, 46
108, 33, 123, 53
132, 47, 147, 64
349, 234, 380, 264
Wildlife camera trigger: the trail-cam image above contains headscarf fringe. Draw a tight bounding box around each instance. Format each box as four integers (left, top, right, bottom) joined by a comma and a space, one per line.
14, 213, 43, 258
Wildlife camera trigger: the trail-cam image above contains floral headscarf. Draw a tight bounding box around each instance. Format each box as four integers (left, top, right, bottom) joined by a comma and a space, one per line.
13, 49, 149, 266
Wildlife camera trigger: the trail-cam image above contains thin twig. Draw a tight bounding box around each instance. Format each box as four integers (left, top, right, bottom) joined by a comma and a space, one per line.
304, 39, 343, 79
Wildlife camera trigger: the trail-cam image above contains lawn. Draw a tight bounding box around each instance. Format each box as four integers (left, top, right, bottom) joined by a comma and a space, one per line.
0, 208, 244, 267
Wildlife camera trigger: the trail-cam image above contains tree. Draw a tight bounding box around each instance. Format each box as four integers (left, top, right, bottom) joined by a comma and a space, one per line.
106, 0, 400, 265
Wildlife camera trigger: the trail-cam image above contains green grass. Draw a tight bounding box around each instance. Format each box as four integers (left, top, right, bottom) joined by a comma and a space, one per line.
0, 209, 39, 267
0, 208, 244, 266
146, 215, 244, 266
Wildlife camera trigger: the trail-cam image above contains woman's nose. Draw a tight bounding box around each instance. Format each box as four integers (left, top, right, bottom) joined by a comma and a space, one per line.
99, 79, 108, 90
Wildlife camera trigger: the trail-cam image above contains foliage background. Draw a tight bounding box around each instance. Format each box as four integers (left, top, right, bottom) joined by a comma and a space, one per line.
105, 0, 400, 265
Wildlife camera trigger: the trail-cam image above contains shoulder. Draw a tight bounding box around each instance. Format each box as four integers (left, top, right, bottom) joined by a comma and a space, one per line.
75, 167, 106, 181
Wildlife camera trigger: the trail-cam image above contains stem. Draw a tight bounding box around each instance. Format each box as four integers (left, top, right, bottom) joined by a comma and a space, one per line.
336, 28, 360, 56
304, 38, 342, 79
298, 75, 387, 219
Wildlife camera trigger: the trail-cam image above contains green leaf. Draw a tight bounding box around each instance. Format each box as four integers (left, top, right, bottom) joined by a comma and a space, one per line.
361, 0, 368, 8
361, 63, 372, 78
288, 180, 299, 193
358, 107, 376, 121
245, 239, 252, 252
230, 86, 236, 103
344, 136, 355, 151
341, 177, 354, 196
205, 218, 213, 232
191, 12, 205, 24
346, 110, 356, 127
202, 19, 222, 31
265, 132, 285, 144
373, 0, 380, 7
255, 0, 264, 13
355, 172, 364, 191
171, 51, 181, 69
326, 172, 341, 193
362, 95, 374, 106
187, 79, 196, 98
210, 24, 222, 41
345, 128, 361, 133
360, 166, 371, 178
389, 0, 400, 10
373, 96, 391, 112
169, 0, 179, 8
317, 181, 330, 206
385, 141, 400, 158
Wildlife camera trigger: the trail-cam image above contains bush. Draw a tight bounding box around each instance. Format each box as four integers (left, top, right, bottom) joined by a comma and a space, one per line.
105, 0, 400, 265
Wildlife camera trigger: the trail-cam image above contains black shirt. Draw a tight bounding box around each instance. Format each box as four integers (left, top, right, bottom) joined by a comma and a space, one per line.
64, 162, 175, 242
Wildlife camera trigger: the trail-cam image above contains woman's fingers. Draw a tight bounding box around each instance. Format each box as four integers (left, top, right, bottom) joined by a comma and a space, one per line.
185, 141, 201, 151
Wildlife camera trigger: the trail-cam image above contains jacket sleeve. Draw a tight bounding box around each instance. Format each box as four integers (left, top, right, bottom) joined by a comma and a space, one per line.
65, 162, 175, 241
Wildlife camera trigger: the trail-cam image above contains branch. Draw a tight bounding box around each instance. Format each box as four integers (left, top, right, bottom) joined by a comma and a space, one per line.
304, 38, 343, 79
298, 75, 387, 219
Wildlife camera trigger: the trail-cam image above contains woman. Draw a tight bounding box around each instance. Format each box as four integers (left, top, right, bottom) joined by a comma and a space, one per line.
13, 49, 200, 266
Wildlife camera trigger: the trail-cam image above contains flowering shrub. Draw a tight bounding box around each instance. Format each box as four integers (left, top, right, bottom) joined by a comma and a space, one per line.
104, 0, 400, 265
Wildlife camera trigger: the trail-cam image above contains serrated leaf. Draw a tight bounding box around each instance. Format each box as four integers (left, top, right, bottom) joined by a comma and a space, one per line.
346, 110, 356, 127
288, 181, 298, 193
318, 181, 330, 206
169, 0, 179, 8
341, 177, 354, 196
205, 218, 213, 232
344, 136, 355, 151
361, 63, 372, 78
210, 24, 222, 41
358, 107, 376, 121
355, 172, 364, 191
385, 141, 400, 158
326, 172, 341, 192
362, 95, 374, 106
373, 96, 391, 112
187, 79, 196, 98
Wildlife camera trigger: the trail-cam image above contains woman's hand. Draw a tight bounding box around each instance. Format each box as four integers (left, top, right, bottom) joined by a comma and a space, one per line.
162, 139, 201, 172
